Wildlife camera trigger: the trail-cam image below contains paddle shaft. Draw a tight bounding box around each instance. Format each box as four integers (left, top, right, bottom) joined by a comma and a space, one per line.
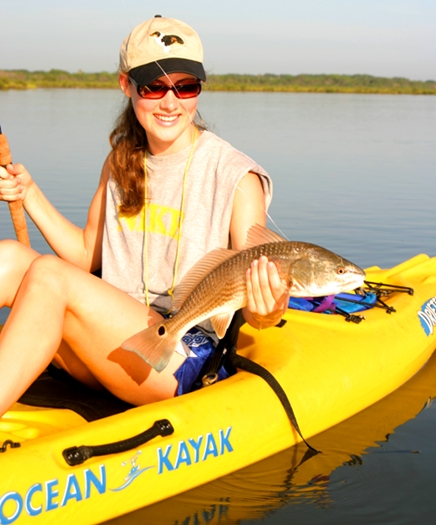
0, 130, 31, 247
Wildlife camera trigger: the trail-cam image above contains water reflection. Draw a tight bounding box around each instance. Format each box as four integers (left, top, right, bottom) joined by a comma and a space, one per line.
105, 350, 436, 524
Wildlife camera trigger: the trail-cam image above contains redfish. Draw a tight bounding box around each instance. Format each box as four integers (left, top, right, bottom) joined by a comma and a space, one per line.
121, 225, 365, 372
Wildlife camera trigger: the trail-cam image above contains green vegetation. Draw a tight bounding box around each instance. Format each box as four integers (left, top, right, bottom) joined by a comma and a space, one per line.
0, 69, 118, 90
1, 69, 435, 95
206, 73, 436, 95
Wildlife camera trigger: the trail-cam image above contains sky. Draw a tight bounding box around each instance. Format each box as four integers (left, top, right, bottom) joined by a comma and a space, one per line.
1, 0, 435, 80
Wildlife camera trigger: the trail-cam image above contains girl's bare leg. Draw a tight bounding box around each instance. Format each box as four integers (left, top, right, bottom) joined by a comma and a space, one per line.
0, 239, 40, 308
0, 253, 185, 416
0, 240, 102, 390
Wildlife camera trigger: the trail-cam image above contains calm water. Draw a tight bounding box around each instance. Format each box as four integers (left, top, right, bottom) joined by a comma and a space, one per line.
1, 89, 436, 524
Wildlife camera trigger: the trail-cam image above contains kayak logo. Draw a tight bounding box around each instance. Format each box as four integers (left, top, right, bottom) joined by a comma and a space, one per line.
156, 427, 233, 474
418, 296, 436, 336
0, 466, 106, 524
0, 427, 233, 523
110, 451, 153, 492
110, 426, 234, 491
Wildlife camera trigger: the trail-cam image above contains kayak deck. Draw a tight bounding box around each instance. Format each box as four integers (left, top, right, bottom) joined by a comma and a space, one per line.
0, 254, 436, 524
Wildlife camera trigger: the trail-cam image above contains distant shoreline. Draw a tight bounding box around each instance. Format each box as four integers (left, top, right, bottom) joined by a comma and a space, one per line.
1, 69, 435, 95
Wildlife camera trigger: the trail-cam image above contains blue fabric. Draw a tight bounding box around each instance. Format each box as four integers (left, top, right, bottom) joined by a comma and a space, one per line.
334, 292, 377, 313
174, 328, 235, 396
289, 292, 377, 314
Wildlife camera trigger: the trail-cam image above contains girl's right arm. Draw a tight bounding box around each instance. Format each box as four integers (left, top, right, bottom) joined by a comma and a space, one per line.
0, 157, 111, 272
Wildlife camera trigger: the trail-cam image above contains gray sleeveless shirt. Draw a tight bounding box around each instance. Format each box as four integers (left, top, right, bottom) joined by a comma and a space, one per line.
102, 130, 272, 314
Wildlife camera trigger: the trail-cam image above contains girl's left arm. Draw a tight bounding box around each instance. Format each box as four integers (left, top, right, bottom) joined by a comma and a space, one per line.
230, 172, 290, 330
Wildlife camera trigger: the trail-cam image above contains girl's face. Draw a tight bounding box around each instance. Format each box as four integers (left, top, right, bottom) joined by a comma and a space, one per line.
120, 72, 200, 156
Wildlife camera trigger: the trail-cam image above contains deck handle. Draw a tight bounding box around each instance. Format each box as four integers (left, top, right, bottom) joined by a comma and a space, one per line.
0, 440, 21, 453
62, 419, 174, 466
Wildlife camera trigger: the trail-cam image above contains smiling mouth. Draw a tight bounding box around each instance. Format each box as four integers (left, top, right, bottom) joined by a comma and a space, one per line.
155, 114, 178, 122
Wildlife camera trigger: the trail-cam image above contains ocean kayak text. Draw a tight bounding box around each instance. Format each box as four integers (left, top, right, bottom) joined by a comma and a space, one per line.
0, 426, 233, 524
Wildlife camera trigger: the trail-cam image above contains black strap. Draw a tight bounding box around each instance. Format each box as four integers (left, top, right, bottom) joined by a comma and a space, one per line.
198, 311, 318, 452
200, 310, 245, 387
227, 348, 318, 453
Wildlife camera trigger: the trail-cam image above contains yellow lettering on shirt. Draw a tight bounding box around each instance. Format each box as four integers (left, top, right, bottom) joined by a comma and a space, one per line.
118, 204, 183, 238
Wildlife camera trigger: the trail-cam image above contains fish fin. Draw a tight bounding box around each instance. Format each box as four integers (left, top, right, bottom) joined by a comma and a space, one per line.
210, 312, 235, 339
172, 248, 239, 310
244, 224, 287, 249
121, 321, 179, 372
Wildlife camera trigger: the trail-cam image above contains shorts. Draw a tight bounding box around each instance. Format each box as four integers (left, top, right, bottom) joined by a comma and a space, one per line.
174, 328, 236, 396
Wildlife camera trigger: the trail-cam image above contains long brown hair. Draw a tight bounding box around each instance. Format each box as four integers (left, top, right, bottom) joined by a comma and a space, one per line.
109, 99, 146, 217
109, 98, 208, 217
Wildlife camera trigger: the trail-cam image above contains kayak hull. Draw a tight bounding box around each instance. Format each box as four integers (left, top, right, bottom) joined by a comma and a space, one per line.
1, 254, 436, 524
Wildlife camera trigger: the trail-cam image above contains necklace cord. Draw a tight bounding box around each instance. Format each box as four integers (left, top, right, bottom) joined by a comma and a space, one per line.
143, 127, 198, 308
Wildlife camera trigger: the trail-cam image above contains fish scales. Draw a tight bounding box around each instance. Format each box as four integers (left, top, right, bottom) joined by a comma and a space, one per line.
121, 227, 366, 372
165, 242, 296, 336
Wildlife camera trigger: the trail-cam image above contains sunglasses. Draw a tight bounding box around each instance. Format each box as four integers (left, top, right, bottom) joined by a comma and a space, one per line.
129, 77, 202, 100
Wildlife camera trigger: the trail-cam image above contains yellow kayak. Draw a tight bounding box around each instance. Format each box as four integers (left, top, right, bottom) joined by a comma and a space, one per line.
110, 345, 436, 524
1, 254, 436, 524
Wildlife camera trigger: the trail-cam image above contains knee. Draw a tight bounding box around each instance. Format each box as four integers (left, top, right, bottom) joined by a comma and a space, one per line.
0, 239, 27, 264
27, 254, 63, 277
0, 239, 37, 280
25, 255, 67, 291
0, 240, 39, 306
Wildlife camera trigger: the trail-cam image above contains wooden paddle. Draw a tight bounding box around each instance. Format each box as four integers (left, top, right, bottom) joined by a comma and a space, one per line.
0, 126, 31, 247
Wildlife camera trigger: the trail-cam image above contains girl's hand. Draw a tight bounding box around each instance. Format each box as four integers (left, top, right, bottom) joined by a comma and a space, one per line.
245, 255, 290, 329
0, 163, 31, 203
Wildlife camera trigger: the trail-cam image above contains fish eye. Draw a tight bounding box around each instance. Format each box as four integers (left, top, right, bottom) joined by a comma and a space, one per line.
337, 266, 345, 275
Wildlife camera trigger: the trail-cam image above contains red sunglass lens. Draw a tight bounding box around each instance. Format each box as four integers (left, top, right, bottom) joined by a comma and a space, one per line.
174, 83, 202, 98
138, 85, 166, 99
137, 83, 201, 99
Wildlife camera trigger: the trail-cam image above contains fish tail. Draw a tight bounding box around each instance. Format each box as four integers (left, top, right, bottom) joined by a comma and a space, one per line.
121, 321, 180, 372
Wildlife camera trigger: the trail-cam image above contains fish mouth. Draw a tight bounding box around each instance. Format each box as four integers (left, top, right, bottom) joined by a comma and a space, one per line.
291, 272, 366, 298
336, 270, 366, 291
344, 275, 366, 291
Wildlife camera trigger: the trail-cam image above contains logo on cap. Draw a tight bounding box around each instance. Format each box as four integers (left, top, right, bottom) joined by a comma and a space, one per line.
151, 31, 184, 53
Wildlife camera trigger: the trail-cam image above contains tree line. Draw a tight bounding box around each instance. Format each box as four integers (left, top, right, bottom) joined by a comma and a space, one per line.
1, 69, 435, 95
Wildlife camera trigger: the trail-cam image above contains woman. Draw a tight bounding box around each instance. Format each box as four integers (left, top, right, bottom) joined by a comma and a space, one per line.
0, 16, 290, 415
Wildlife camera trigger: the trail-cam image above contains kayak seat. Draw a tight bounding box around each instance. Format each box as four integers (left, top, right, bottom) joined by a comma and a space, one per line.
19, 365, 134, 422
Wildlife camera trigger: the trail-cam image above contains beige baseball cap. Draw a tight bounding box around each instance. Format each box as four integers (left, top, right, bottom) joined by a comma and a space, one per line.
120, 15, 206, 85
